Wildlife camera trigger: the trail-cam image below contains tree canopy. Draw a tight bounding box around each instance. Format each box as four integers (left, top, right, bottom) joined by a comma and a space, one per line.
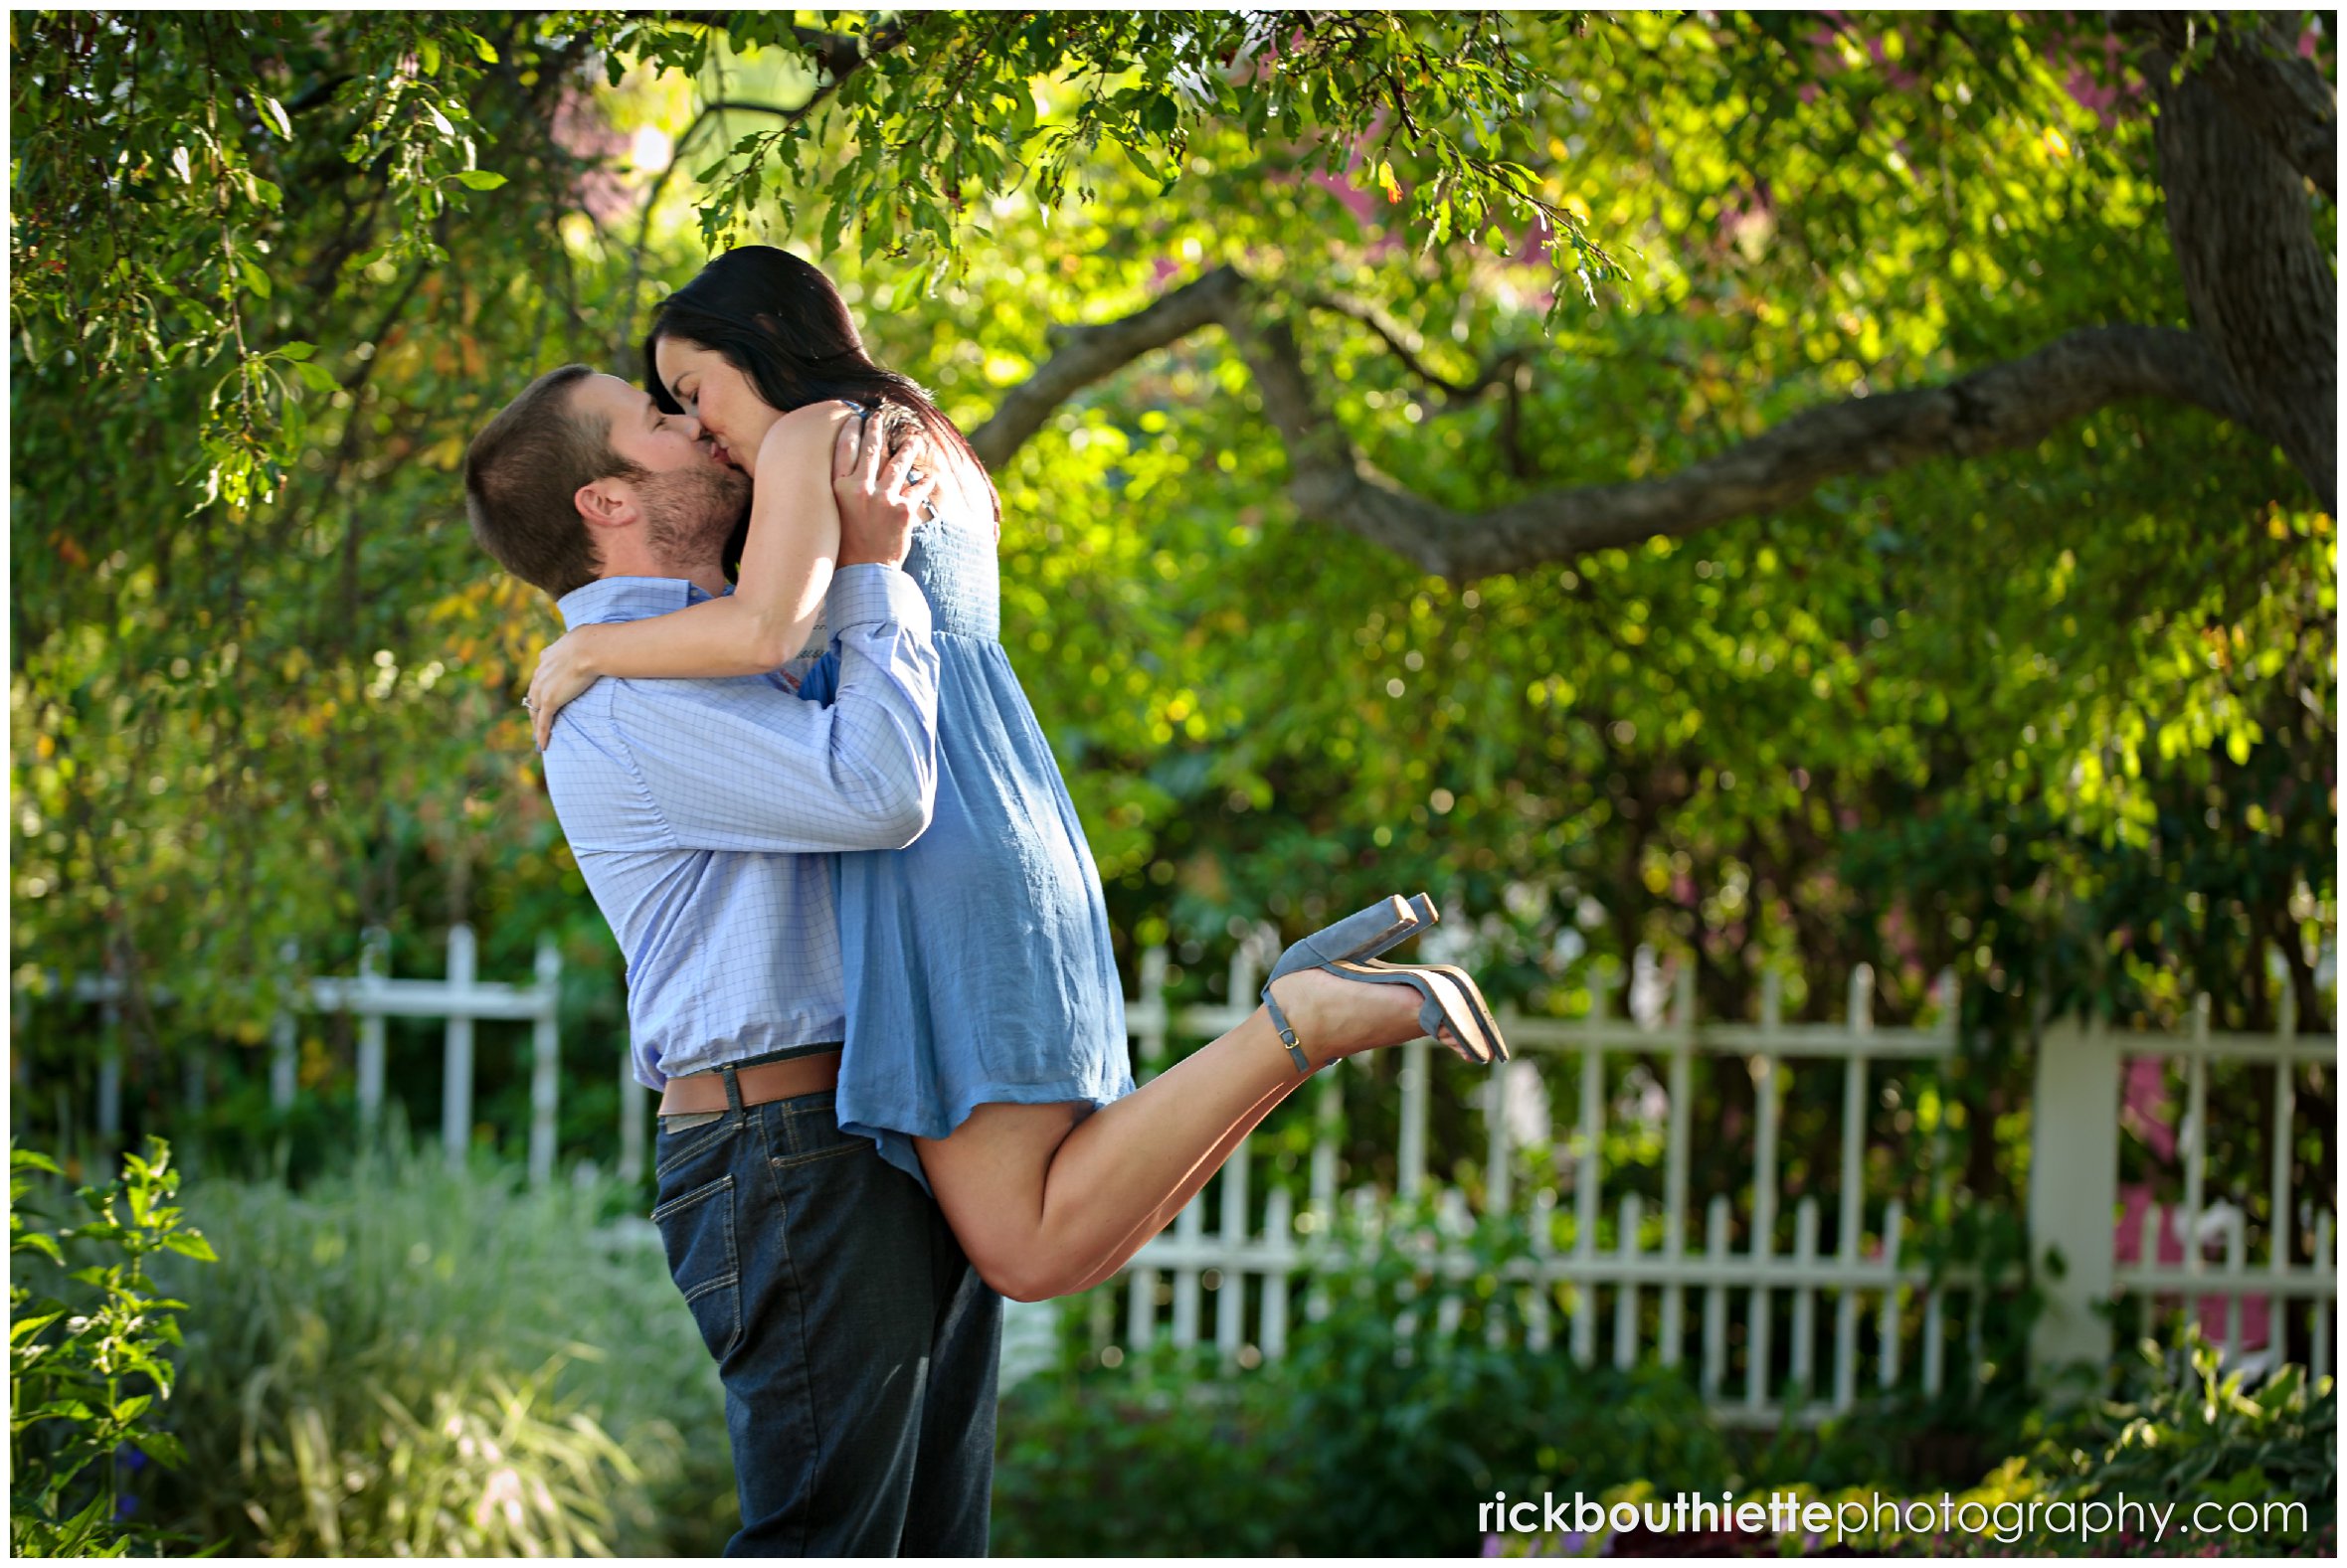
10, 13, 2333, 1175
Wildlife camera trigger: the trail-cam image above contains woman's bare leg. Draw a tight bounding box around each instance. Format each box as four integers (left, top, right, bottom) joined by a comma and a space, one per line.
913, 966, 1429, 1303
1057, 1016, 1459, 1296
1056, 1070, 1295, 1296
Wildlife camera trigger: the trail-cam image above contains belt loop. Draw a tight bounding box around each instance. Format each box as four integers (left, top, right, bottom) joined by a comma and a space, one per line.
721, 1065, 745, 1114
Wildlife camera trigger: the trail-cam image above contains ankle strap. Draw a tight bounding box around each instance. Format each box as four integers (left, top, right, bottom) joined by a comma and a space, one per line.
1261, 986, 1314, 1074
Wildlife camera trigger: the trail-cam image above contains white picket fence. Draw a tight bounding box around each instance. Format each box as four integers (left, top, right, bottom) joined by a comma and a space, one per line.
2030, 988, 2336, 1384
32, 926, 641, 1187
1042, 933, 2337, 1421
28, 915, 2335, 1405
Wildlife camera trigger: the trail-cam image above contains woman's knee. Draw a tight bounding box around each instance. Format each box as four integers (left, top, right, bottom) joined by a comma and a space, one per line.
949, 1220, 1068, 1301
917, 1101, 1088, 1301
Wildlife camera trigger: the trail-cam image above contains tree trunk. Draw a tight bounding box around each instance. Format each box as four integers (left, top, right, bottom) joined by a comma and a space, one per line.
2153, 60, 2338, 509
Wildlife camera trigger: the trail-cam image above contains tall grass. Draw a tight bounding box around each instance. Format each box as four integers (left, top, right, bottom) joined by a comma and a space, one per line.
146, 1142, 735, 1556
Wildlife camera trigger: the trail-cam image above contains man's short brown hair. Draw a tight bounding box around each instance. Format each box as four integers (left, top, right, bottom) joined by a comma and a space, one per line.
463, 364, 642, 600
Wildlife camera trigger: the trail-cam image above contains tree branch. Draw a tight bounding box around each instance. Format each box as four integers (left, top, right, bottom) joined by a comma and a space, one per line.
1236, 312, 2262, 580
1306, 290, 1535, 475
1306, 289, 1528, 403
617, 97, 805, 358
966, 264, 1247, 466
966, 266, 2267, 583
616, 17, 914, 357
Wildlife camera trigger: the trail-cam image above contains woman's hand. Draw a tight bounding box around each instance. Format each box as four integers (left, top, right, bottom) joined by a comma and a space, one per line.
830, 405, 940, 569
527, 625, 606, 751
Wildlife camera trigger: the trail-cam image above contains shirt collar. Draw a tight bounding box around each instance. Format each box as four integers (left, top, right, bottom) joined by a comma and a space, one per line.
557, 575, 734, 630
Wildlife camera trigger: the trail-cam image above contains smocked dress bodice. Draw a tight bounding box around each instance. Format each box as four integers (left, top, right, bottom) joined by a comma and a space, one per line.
798, 493, 1133, 1189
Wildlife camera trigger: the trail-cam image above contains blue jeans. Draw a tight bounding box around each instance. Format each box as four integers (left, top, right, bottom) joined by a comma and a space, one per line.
651, 1083, 1000, 1555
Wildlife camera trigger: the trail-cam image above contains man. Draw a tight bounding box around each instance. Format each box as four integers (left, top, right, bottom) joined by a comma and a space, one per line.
463, 366, 995, 1555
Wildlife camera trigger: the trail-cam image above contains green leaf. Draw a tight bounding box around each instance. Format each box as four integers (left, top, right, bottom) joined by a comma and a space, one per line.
162, 1229, 220, 1261
10, 1308, 65, 1343
57, 1485, 113, 1541
15, 1231, 65, 1266
453, 169, 508, 191
275, 341, 316, 362
136, 1430, 188, 1468
24, 1399, 97, 1423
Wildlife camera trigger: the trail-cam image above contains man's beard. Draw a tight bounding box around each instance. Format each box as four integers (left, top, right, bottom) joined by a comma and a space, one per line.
639, 462, 753, 570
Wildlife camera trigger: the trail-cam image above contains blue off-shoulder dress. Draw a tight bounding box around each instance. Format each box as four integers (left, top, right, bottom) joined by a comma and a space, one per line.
796, 490, 1135, 1192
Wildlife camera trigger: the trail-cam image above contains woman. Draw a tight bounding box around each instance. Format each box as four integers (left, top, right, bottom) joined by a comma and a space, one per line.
527, 246, 1506, 1301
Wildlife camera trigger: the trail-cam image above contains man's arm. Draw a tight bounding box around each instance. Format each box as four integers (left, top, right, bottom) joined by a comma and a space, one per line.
602, 563, 940, 853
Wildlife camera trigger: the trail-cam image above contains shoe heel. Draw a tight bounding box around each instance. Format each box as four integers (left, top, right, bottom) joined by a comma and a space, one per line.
1278, 896, 1417, 971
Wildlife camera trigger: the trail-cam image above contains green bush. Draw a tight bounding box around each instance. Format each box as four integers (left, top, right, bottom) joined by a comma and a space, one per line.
10, 1138, 217, 1557
144, 1144, 735, 1557
994, 1346, 1307, 1556
994, 1196, 1733, 1555
1929, 1333, 2337, 1558
1278, 1203, 1734, 1554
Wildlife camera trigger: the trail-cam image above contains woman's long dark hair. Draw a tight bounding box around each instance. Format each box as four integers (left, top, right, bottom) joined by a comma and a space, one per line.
642, 246, 1001, 554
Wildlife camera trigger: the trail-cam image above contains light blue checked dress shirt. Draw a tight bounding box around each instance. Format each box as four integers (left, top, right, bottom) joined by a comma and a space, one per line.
543, 565, 939, 1090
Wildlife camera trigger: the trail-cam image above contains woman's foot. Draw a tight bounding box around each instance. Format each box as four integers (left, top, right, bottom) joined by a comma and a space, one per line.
1263, 964, 1456, 1072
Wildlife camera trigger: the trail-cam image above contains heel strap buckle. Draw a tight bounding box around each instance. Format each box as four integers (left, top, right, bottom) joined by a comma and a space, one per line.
1262, 987, 1313, 1075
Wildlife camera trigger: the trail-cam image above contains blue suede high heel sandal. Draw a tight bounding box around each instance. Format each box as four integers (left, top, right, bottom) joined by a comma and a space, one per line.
1259, 895, 1501, 1072
1366, 894, 1510, 1065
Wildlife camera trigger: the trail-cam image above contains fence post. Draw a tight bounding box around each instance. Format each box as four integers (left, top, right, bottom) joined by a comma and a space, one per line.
271, 940, 299, 1112
2027, 1011, 2120, 1388
1398, 1037, 1430, 1203
2269, 950, 2297, 1291
1484, 1045, 1512, 1215
443, 924, 475, 1171
528, 936, 560, 1186
1662, 962, 1696, 1368
182, 1045, 206, 1122
1136, 946, 1170, 1080
356, 929, 388, 1137
619, 1031, 646, 1186
1573, 964, 1614, 1369
95, 989, 122, 1145
1836, 964, 1874, 1412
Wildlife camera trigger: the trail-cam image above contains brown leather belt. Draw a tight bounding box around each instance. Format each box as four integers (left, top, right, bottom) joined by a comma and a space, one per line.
657, 1050, 841, 1117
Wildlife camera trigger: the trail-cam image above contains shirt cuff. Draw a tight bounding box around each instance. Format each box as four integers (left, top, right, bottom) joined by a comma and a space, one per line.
828, 563, 933, 640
